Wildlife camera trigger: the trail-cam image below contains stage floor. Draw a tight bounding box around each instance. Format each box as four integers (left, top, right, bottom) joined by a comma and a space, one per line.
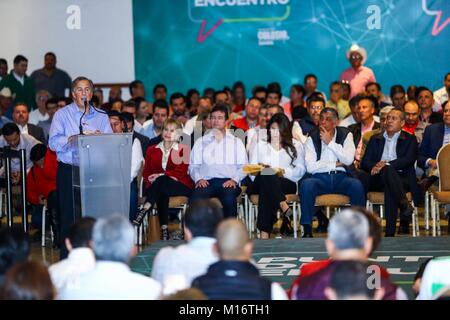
130, 237, 450, 299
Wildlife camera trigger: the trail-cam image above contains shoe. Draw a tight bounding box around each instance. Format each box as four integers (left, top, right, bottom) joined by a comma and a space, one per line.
280, 216, 294, 236
398, 223, 410, 235
302, 224, 313, 238
161, 227, 169, 240
400, 204, 414, 221
133, 206, 151, 226
315, 216, 329, 233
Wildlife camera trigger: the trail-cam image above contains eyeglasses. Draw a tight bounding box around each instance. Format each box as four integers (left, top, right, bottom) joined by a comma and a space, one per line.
350, 55, 362, 60
309, 105, 323, 110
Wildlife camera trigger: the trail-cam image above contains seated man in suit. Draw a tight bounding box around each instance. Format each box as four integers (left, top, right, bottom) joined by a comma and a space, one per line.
12, 102, 46, 144
299, 108, 366, 237
361, 108, 418, 236
189, 103, 248, 218
418, 100, 450, 231
297, 93, 324, 136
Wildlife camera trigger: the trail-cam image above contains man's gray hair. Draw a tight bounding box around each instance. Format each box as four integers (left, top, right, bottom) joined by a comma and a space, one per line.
92, 215, 134, 263
328, 209, 369, 250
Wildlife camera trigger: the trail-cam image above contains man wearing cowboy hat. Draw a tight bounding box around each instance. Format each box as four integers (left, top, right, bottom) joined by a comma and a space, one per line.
340, 44, 376, 99
0, 87, 13, 129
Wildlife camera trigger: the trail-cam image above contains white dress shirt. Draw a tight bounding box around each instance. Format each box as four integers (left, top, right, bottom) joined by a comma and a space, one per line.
189, 130, 248, 183
59, 261, 162, 300
155, 141, 179, 170
49, 248, 96, 294
0, 133, 40, 172
304, 130, 355, 174
134, 119, 152, 133
29, 109, 49, 125
151, 237, 218, 293
183, 115, 198, 135
131, 138, 143, 181
249, 140, 305, 183
433, 86, 448, 112
381, 131, 400, 162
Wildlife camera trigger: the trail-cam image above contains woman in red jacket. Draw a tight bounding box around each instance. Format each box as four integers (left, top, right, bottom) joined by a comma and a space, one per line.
133, 119, 194, 240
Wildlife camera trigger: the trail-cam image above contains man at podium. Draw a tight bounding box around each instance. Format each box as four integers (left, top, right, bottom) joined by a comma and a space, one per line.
49, 76, 112, 259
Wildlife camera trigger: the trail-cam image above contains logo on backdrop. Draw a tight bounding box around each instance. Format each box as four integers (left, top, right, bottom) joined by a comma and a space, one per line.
422, 0, 450, 36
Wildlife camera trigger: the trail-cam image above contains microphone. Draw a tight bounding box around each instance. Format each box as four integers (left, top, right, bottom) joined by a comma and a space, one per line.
79, 98, 88, 135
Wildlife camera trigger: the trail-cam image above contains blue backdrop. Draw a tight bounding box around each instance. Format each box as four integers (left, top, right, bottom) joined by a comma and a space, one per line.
133, 0, 450, 97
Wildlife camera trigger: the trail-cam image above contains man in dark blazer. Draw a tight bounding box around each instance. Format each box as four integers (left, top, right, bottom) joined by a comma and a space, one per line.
361, 108, 418, 236
12, 102, 46, 144
418, 101, 450, 231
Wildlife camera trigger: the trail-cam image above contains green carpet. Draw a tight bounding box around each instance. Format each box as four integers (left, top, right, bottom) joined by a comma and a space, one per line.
130, 237, 450, 299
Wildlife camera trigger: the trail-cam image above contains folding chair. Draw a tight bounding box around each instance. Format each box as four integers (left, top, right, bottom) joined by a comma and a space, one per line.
430, 144, 450, 236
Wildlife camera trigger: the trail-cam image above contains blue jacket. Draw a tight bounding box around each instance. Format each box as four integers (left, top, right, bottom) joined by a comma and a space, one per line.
418, 123, 445, 170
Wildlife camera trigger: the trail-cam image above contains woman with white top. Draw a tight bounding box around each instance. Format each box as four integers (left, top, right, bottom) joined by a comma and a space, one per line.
249, 113, 306, 239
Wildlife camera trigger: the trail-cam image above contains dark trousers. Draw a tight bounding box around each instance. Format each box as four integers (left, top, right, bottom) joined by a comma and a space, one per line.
367, 165, 412, 236
299, 172, 366, 225
250, 175, 297, 233
145, 175, 192, 226
129, 178, 138, 222
56, 162, 75, 259
190, 178, 241, 218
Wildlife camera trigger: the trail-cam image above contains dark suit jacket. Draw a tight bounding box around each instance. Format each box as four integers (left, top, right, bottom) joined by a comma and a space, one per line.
418, 123, 445, 170
361, 130, 418, 176
27, 123, 46, 145
348, 121, 380, 147
298, 115, 317, 136
133, 131, 151, 156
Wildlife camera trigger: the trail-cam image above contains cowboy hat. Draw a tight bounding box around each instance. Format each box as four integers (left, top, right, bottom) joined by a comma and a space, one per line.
0, 87, 14, 99
346, 44, 367, 65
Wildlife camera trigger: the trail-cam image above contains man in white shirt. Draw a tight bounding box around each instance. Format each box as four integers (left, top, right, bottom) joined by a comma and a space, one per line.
151, 199, 222, 294
299, 108, 365, 237
184, 96, 212, 135
28, 90, 51, 125
49, 217, 96, 294
59, 215, 162, 300
433, 72, 450, 112
189, 103, 248, 218
417, 256, 450, 300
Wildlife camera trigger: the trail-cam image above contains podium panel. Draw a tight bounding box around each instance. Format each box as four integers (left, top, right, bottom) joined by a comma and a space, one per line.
72, 133, 132, 220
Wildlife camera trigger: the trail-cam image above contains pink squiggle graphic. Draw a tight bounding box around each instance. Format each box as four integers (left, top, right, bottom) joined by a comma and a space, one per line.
422, 0, 450, 36
197, 19, 224, 43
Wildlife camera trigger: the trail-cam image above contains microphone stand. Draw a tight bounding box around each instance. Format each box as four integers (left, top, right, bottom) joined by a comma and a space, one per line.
79, 99, 88, 135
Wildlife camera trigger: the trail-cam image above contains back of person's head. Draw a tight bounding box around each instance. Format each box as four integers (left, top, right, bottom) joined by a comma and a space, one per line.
163, 288, 208, 300
0, 227, 30, 282
67, 217, 96, 249
30, 143, 46, 162
215, 219, 251, 260
325, 260, 381, 300
1, 122, 20, 137
92, 215, 134, 263
328, 209, 369, 251
185, 199, 223, 238
1, 260, 55, 300
350, 207, 382, 255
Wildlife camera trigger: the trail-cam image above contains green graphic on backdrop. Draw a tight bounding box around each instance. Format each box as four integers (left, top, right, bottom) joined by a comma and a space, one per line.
133, 0, 449, 97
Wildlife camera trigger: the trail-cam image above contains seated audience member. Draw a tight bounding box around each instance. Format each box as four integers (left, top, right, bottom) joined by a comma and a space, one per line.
361, 108, 418, 236
417, 100, 450, 229
249, 114, 305, 239
57, 97, 72, 109
129, 80, 145, 100
417, 256, 450, 300
26, 144, 58, 242
169, 92, 190, 126
246, 104, 268, 156
37, 98, 59, 142
186, 88, 200, 116
324, 260, 385, 300
49, 217, 96, 293
189, 104, 248, 218
289, 207, 383, 299
1, 260, 55, 300
203, 88, 215, 102
152, 83, 167, 102
190, 111, 211, 149
231, 81, 246, 113
231, 97, 261, 132
339, 95, 361, 127
134, 119, 194, 240
349, 95, 380, 165
299, 108, 365, 237
120, 111, 150, 156
326, 81, 351, 120
365, 82, 390, 111
184, 96, 212, 135
407, 85, 417, 102
132, 97, 152, 132
93, 88, 103, 107
141, 99, 169, 140
284, 84, 306, 121
252, 85, 267, 102
403, 100, 426, 144
0, 123, 41, 182
192, 219, 287, 300
265, 87, 282, 106
29, 90, 51, 125
60, 215, 162, 300
433, 72, 450, 111
0, 227, 30, 287
298, 93, 325, 136
293, 209, 400, 300
417, 86, 443, 124
390, 85, 406, 109
12, 102, 46, 144
339, 44, 376, 98
341, 81, 351, 101
304, 74, 327, 101
412, 258, 432, 297
151, 199, 223, 292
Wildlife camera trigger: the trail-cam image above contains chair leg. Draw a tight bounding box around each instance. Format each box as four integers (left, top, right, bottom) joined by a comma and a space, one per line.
41, 206, 46, 247
437, 202, 441, 236
380, 205, 384, 220
425, 191, 430, 231
326, 207, 330, 219
292, 202, 297, 239
431, 195, 436, 237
